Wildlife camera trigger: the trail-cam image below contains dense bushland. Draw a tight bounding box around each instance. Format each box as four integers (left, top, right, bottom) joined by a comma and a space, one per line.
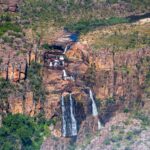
28, 62, 46, 102
0, 114, 50, 150
19, 0, 150, 32
0, 78, 15, 100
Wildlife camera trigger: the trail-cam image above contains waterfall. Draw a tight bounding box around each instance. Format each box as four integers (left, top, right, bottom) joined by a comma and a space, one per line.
89, 89, 102, 130
63, 69, 67, 80
89, 89, 98, 116
63, 45, 69, 54
69, 94, 77, 136
49, 62, 53, 67
61, 96, 67, 137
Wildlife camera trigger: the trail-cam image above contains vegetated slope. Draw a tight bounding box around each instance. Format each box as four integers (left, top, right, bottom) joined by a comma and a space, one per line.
19, 0, 150, 31
0, 114, 50, 149
80, 22, 150, 51
0, 1, 150, 150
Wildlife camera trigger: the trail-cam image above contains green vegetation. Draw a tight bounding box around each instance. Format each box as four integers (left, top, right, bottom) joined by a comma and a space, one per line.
144, 57, 150, 96
106, 0, 150, 11
28, 62, 46, 102
20, 0, 150, 32
0, 114, 50, 150
134, 111, 150, 126
66, 17, 129, 34
0, 22, 21, 37
92, 31, 150, 51
0, 13, 12, 22
83, 63, 96, 87
0, 78, 15, 100
0, 58, 3, 64
42, 43, 50, 50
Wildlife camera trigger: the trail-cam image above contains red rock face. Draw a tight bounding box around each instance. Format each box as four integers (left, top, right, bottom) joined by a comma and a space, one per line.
0, 42, 149, 118
0, 50, 36, 82
0, 0, 21, 12
0, 41, 149, 144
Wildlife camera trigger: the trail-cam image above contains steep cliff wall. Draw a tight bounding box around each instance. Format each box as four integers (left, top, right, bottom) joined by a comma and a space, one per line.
1, 43, 149, 119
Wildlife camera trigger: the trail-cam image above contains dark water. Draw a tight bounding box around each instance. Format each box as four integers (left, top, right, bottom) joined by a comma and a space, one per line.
126, 12, 150, 22
70, 33, 79, 42
45, 32, 78, 51
48, 45, 64, 51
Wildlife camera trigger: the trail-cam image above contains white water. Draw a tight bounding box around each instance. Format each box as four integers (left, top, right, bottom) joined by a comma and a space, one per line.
97, 119, 102, 130
49, 62, 53, 67
61, 96, 67, 137
63, 69, 67, 80
89, 89, 102, 130
69, 94, 77, 136
63, 45, 69, 54
89, 89, 98, 116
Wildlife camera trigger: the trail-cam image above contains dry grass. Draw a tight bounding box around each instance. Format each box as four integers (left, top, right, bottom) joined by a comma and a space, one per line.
80, 22, 150, 52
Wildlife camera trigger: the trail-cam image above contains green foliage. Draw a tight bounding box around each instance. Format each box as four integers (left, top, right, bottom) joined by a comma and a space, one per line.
2, 36, 13, 43
83, 63, 96, 87
134, 112, 150, 126
106, 97, 116, 106
111, 134, 122, 142
66, 17, 129, 34
124, 108, 129, 113
42, 43, 50, 50
20, 0, 150, 33
107, 0, 150, 10
144, 58, 150, 96
0, 78, 14, 100
0, 114, 50, 150
0, 22, 21, 37
0, 57, 3, 64
125, 131, 134, 140
92, 31, 150, 51
104, 137, 111, 145
0, 13, 11, 22
28, 62, 45, 102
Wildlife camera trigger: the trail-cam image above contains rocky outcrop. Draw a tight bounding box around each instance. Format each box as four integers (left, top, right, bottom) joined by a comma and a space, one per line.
1, 40, 149, 121
0, 0, 21, 12
0, 49, 36, 82
0, 36, 149, 149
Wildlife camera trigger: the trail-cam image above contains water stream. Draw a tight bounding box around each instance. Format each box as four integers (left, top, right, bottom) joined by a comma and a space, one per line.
63, 69, 67, 80
89, 89, 102, 130
63, 44, 69, 54
69, 93, 77, 136
61, 96, 67, 137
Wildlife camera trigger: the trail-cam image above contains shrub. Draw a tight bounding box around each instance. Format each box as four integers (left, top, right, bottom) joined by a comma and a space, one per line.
28, 62, 45, 102
42, 43, 50, 50
2, 36, 13, 43
0, 13, 11, 22
0, 114, 50, 150
124, 108, 129, 113
0, 78, 14, 100
83, 63, 96, 87
106, 97, 116, 106
104, 137, 111, 145
66, 17, 129, 34
125, 131, 134, 140
134, 112, 150, 126
0, 22, 21, 37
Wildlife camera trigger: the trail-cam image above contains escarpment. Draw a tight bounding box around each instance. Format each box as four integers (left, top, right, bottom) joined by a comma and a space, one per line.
0, 29, 149, 149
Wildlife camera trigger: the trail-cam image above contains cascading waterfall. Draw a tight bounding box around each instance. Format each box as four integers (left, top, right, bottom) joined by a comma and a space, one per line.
89, 89, 102, 130
63, 45, 69, 54
61, 96, 67, 137
69, 93, 77, 136
63, 69, 67, 80
62, 70, 75, 81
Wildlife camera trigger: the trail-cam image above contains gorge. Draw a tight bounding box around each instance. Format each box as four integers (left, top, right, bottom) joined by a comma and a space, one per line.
0, 0, 150, 149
